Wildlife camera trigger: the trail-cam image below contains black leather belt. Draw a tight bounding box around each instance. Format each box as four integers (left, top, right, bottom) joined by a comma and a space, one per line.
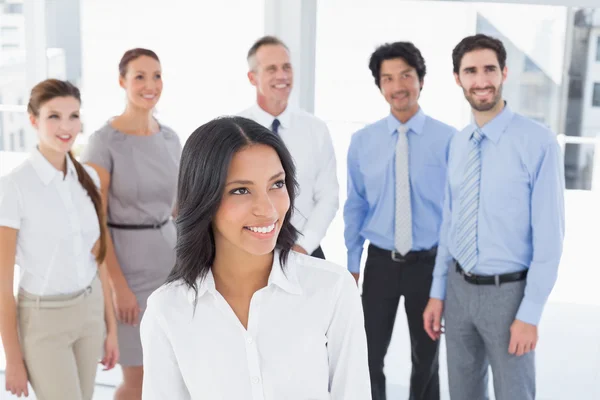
455, 263, 527, 285
370, 244, 437, 263
107, 219, 169, 230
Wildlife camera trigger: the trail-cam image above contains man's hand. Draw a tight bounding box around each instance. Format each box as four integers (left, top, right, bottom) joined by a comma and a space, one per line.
423, 298, 444, 341
292, 245, 308, 255
509, 320, 538, 356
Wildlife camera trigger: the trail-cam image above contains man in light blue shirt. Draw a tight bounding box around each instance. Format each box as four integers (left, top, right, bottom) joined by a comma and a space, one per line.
423, 34, 565, 400
344, 42, 456, 400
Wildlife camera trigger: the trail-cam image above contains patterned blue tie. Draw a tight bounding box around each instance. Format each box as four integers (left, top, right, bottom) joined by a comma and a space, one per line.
455, 128, 484, 273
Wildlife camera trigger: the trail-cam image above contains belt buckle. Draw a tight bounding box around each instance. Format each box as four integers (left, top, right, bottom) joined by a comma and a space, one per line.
391, 251, 405, 262
152, 222, 161, 229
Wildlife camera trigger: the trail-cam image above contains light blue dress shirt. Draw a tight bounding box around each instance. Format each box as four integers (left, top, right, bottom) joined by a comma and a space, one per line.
430, 104, 565, 326
344, 109, 456, 273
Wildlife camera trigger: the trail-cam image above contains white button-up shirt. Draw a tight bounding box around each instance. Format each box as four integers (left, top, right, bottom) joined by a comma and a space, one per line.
0, 149, 100, 295
238, 105, 339, 254
140, 250, 371, 400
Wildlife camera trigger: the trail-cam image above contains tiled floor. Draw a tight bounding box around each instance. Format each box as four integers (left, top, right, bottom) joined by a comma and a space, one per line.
2, 191, 600, 399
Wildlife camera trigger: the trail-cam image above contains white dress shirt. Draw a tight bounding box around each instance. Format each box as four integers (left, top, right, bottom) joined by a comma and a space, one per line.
140, 250, 371, 400
0, 149, 100, 295
239, 105, 339, 254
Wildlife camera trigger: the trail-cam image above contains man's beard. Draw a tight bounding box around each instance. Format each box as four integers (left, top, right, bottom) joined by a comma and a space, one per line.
464, 84, 503, 112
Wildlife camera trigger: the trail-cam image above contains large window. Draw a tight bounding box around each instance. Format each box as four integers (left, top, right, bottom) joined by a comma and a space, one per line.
0, 0, 266, 393
81, 0, 264, 388
80, 0, 264, 143
316, 2, 600, 399
315, 0, 571, 267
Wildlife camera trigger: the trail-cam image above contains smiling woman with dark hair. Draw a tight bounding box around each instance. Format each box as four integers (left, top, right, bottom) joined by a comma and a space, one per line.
140, 116, 371, 400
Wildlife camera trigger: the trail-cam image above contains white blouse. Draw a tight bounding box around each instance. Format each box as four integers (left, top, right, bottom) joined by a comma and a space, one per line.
0, 149, 101, 295
140, 250, 372, 400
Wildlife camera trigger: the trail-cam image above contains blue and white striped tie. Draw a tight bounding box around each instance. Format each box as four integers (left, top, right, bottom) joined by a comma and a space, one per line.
455, 128, 484, 272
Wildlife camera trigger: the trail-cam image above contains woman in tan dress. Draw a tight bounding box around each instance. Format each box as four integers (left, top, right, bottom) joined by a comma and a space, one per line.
82, 49, 181, 400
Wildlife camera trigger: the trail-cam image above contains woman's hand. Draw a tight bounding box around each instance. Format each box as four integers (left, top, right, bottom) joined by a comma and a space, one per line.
5, 359, 29, 397
100, 329, 119, 371
112, 285, 140, 326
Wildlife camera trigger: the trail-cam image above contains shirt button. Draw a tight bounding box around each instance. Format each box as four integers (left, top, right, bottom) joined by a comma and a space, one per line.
246, 337, 253, 344
251, 376, 260, 384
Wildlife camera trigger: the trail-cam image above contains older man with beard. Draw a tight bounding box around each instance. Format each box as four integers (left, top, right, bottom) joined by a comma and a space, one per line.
423, 34, 565, 400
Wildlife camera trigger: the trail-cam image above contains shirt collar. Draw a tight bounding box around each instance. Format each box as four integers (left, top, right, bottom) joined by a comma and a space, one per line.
188, 249, 303, 304
251, 103, 292, 131
194, 269, 217, 299
474, 102, 514, 144
30, 147, 77, 185
386, 107, 426, 136
267, 249, 302, 295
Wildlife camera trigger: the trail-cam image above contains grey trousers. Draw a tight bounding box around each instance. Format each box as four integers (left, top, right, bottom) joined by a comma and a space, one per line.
445, 265, 535, 400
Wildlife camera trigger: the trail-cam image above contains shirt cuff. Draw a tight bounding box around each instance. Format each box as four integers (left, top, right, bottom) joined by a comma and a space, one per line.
296, 229, 321, 255
516, 297, 545, 326
347, 250, 362, 274
0, 218, 20, 229
429, 277, 447, 300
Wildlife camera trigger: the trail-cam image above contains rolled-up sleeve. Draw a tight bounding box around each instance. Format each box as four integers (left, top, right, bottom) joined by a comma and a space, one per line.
0, 176, 22, 229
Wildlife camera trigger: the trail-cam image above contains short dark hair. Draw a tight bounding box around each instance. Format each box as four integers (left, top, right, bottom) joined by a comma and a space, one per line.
452, 34, 507, 74
118, 48, 160, 77
368, 42, 426, 89
247, 35, 289, 68
167, 116, 299, 300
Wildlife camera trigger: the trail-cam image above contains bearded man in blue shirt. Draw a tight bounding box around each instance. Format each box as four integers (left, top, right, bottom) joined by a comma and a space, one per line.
423, 34, 565, 400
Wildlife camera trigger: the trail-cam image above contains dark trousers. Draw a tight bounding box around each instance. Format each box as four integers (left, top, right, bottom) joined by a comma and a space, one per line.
310, 245, 325, 259
362, 244, 440, 400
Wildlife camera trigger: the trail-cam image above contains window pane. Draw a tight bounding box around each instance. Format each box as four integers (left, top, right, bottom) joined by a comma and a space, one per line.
593, 82, 600, 107
564, 142, 595, 189
0, 109, 28, 152
45, 0, 80, 83
0, 0, 27, 117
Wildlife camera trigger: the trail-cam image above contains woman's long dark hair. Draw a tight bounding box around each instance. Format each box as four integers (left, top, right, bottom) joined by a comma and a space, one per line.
167, 116, 299, 298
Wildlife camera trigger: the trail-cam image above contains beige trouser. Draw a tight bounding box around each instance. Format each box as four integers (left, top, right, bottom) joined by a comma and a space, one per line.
17, 275, 105, 400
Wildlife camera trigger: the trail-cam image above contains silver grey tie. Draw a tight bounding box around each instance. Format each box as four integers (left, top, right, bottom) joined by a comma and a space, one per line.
395, 125, 412, 255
